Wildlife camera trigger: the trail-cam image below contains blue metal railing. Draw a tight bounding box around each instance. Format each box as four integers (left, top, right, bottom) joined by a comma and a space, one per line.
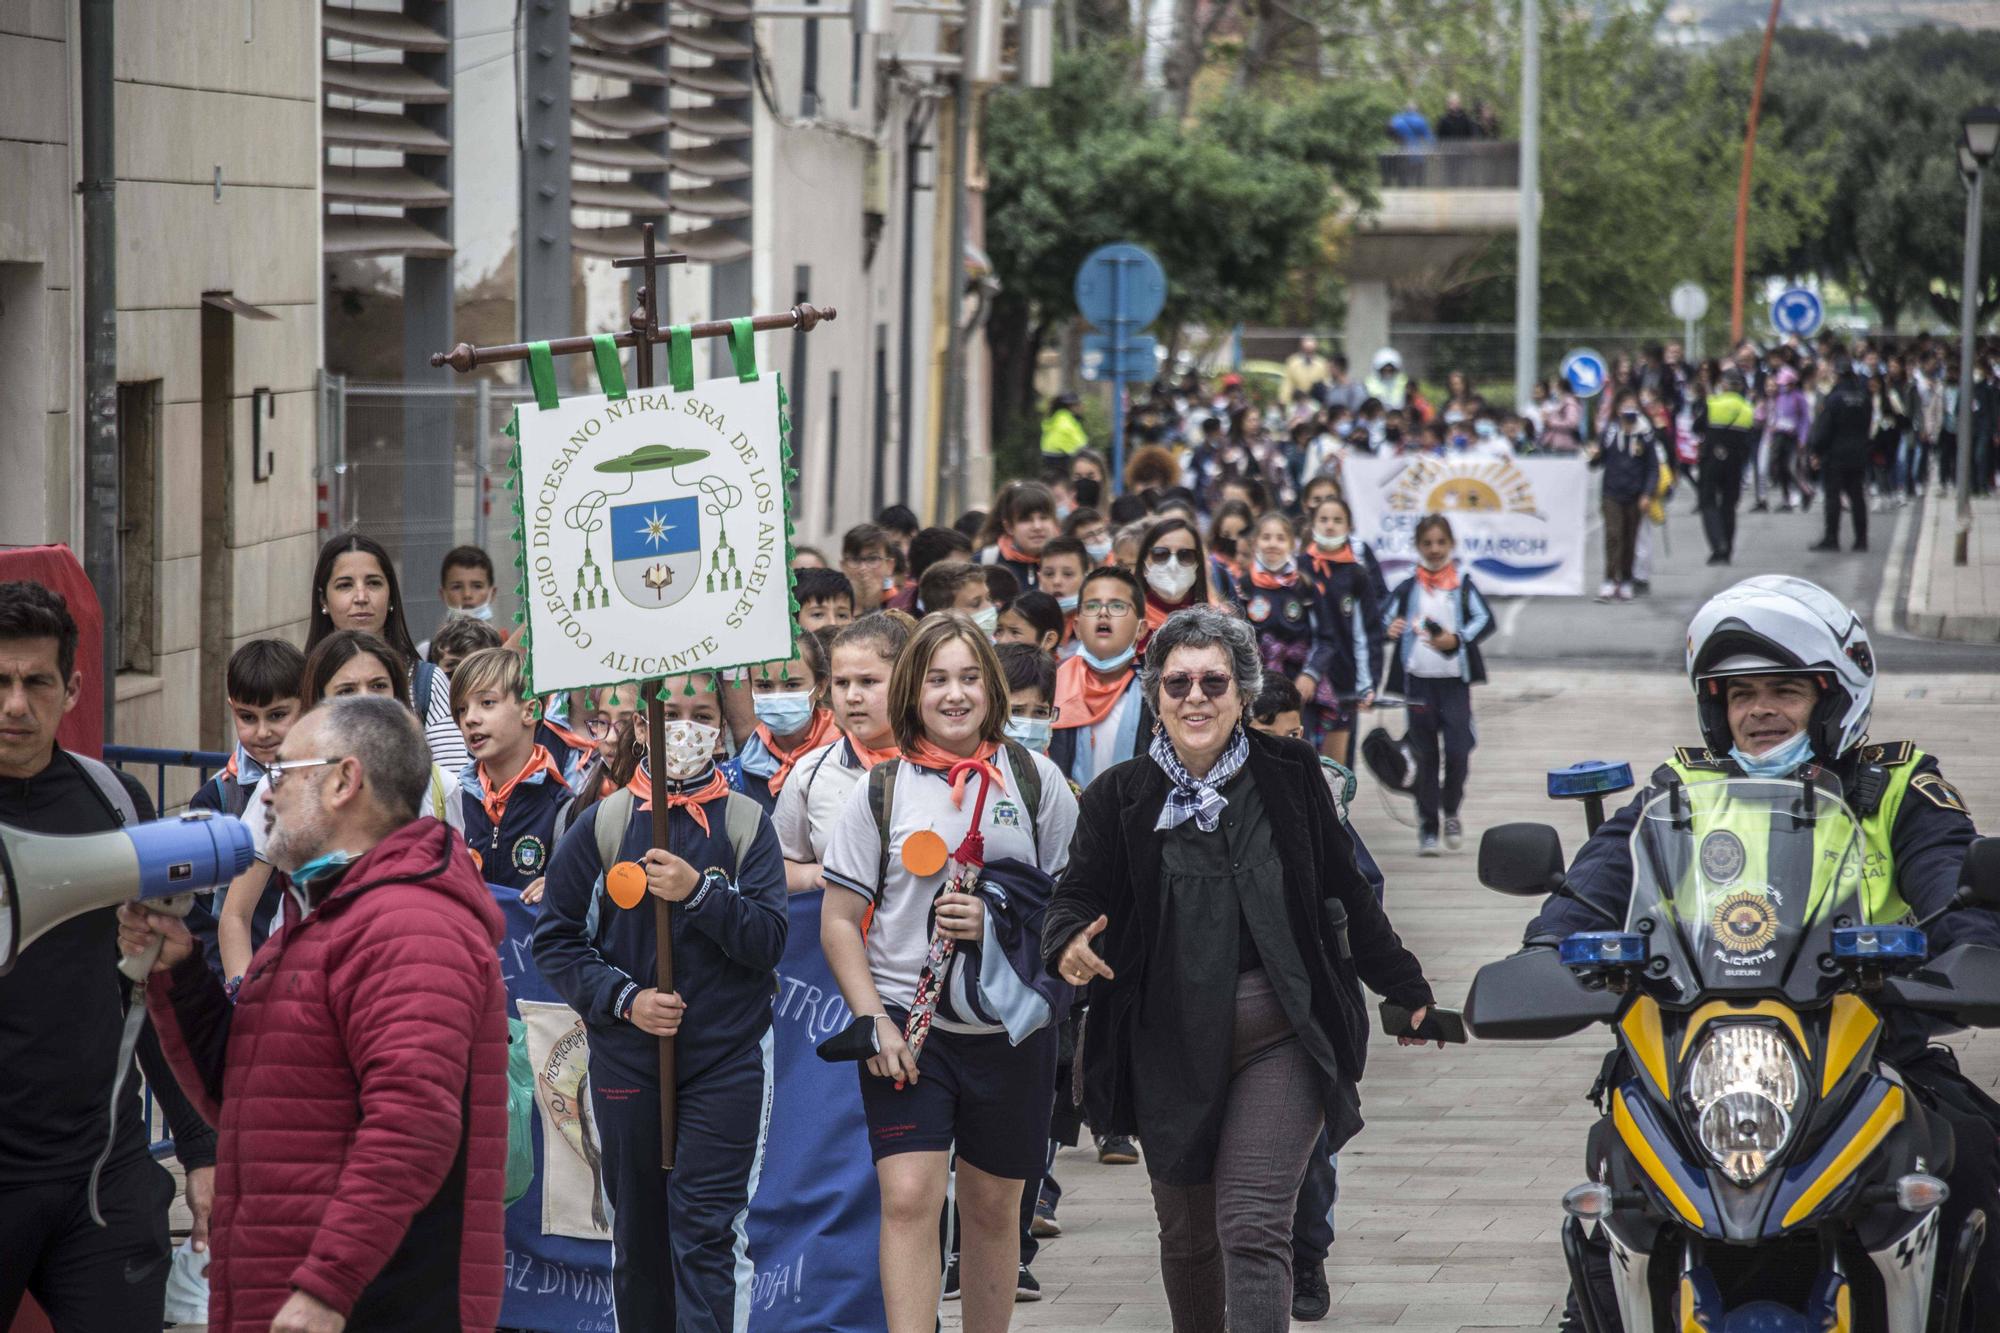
104, 744, 232, 1157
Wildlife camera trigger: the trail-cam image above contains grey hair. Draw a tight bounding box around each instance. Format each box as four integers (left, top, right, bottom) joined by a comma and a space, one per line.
317, 694, 432, 824
1141, 605, 1262, 714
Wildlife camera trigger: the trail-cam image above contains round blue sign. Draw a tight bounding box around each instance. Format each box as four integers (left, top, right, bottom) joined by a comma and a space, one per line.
1770, 288, 1824, 338
1074, 243, 1167, 329
1560, 348, 1609, 398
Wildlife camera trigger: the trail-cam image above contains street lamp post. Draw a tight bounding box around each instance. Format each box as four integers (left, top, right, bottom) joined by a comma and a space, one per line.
1954, 106, 1999, 565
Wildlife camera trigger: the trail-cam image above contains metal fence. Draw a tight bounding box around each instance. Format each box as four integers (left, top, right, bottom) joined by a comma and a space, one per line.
1236, 324, 1684, 394
1377, 142, 1520, 190
316, 373, 534, 640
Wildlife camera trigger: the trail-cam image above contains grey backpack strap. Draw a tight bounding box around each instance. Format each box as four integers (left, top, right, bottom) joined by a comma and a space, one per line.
71, 752, 138, 825
594, 787, 636, 883
868, 759, 900, 901
1000, 739, 1042, 847
722, 791, 761, 877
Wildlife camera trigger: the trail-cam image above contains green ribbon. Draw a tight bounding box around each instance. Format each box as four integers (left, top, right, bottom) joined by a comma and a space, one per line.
527, 341, 560, 410
590, 334, 628, 400
667, 325, 695, 392
727, 318, 760, 383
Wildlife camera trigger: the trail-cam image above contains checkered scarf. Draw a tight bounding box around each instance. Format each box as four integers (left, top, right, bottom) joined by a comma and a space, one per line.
1151, 724, 1249, 833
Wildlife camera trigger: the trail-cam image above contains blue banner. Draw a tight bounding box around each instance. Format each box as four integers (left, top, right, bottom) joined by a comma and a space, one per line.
493, 885, 618, 1333
747, 890, 888, 1332
491, 885, 885, 1332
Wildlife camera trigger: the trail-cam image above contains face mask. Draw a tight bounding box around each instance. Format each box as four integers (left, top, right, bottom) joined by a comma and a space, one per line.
1475, 419, 1497, 439
1056, 593, 1079, 613
291, 849, 355, 888
1313, 533, 1349, 552
657, 719, 720, 781
753, 690, 815, 735
1056, 503, 1073, 521
1384, 427, 1403, 445
1078, 643, 1136, 673
1255, 553, 1291, 574
1085, 538, 1113, 565
970, 605, 999, 637
1146, 561, 1197, 601
1729, 728, 1814, 778
1004, 715, 1053, 753
448, 601, 496, 622
881, 576, 895, 593
1212, 535, 1238, 558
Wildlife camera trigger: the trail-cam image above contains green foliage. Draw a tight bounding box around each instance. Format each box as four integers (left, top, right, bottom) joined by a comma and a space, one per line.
982, 46, 1388, 332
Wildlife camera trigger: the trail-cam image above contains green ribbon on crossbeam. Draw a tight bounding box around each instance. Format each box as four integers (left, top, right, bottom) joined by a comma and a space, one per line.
526, 340, 559, 411
667, 325, 695, 393
590, 333, 628, 401
727, 317, 760, 383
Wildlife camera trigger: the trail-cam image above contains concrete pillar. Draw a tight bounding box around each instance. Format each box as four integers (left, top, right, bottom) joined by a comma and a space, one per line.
1344, 279, 1391, 373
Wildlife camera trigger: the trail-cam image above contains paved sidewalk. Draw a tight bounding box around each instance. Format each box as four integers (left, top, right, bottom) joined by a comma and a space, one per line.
962, 668, 2000, 1332
1907, 495, 2000, 643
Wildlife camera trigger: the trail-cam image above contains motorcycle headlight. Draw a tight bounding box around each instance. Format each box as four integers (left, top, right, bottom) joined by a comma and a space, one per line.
1685, 1024, 1803, 1185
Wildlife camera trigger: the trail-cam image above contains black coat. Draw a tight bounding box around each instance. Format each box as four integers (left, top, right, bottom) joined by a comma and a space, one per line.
1040, 728, 1433, 1150
1809, 375, 1872, 468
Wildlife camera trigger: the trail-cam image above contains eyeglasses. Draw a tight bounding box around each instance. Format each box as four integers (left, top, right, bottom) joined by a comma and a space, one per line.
1147, 546, 1198, 567
845, 552, 886, 568
585, 717, 614, 739
1080, 598, 1134, 618
1009, 704, 1059, 722
267, 756, 338, 790
1160, 671, 1234, 702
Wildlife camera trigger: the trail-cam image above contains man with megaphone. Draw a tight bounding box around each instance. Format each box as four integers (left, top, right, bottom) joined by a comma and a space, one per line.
0, 582, 222, 1330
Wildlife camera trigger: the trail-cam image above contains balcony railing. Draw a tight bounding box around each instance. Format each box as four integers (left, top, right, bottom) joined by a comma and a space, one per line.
1378, 141, 1521, 190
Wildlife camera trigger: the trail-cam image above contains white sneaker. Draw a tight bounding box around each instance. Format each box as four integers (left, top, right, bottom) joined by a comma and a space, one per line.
1444, 817, 1464, 851
1617, 583, 1635, 602
1596, 582, 1617, 603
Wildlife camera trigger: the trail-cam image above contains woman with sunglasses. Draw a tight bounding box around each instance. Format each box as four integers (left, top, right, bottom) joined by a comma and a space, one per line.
1043, 606, 1440, 1333
1135, 516, 1215, 636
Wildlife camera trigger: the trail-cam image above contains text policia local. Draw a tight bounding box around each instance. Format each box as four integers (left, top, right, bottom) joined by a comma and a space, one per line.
526, 391, 783, 668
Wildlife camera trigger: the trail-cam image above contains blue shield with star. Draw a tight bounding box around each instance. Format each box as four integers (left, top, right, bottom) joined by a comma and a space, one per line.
609, 496, 702, 609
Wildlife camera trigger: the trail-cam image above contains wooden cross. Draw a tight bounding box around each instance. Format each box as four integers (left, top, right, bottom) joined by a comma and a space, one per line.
429, 223, 836, 1170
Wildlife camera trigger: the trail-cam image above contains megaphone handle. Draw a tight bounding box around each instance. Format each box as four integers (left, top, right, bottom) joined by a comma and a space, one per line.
117, 892, 195, 984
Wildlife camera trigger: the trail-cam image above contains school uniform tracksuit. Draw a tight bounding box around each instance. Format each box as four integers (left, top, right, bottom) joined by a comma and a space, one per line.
1383, 572, 1493, 837
457, 755, 573, 892
533, 779, 788, 1333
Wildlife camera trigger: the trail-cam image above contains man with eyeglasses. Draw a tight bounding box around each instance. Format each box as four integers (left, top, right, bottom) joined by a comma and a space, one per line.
0, 581, 217, 1332
120, 695, 511, 1332
839, 522, 895, 614
1049, 566, 1154, 795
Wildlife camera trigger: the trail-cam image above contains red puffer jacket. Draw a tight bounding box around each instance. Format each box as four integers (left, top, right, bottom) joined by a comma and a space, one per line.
148, 817, 508, 1331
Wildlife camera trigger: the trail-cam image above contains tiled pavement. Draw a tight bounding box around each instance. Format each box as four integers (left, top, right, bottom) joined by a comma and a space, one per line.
950, 667, 2000, 1331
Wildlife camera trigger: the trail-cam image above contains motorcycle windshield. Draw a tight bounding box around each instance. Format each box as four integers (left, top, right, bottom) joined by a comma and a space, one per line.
1624, 777, 1868, 1003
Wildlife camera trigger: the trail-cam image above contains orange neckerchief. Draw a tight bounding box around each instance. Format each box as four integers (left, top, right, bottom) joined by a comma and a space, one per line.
903, 738, 1003, 809
478, 744, 566, 829
846, 734, 901, 770
754, 707, 839, 795
543, 718, 596, 756
1415, 561, 1461, 593
1144, 592, 1190, 633
997, 534, 1037, 566
625, 766, 732, 836
1306, 546, 1358, 578
1054, 654, 1133, 731
1248, 561, 1300, 591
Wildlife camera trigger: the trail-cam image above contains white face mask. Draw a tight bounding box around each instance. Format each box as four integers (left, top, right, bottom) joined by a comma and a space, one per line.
1085, 538, 1114, 565
1146, 560, 1197, 601
971, 605, 999, 637
1056, 593, 1080, 613
656, 719, 720, 781
449, 600, 495, 622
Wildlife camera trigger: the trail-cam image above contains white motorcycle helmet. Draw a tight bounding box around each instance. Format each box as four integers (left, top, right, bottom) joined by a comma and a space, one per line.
1685, 576, 1875, 762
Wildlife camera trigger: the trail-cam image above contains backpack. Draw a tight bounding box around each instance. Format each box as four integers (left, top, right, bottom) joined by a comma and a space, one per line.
413, 659, 439, 722
588, 783, 763, 886
866, 739, 1044, 897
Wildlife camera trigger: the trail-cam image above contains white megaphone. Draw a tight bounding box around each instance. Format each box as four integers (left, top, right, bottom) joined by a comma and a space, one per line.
0, 809, 255, 976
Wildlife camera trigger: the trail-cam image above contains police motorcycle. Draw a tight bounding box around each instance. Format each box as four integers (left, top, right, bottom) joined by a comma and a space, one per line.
1466, 774, 2000, 1333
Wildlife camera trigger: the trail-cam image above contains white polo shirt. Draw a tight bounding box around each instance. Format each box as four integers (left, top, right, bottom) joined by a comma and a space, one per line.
772, 739, 869, 865
821, 745, 1077, 1033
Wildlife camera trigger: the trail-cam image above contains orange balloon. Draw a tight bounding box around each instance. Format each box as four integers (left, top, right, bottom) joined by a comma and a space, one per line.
900, 829, 950, 878
606, 861, 648, 909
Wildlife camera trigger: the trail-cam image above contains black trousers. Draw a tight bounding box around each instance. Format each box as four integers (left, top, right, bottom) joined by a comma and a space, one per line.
1820, 463, 1868, 548
589, 1039, 771, 1333
1405, 675, 1474, 836
1698, 450, 1745, 559
0, 1154, 174, 1332
1291, 1128, 1338, 1268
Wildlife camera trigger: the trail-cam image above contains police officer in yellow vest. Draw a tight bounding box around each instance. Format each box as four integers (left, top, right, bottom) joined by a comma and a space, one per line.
1527, 574, 2000, 1330
1698, 370, 1757, 566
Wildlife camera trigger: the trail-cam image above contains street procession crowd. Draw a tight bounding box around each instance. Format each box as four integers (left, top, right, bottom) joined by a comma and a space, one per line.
3, 334, 1998, 1333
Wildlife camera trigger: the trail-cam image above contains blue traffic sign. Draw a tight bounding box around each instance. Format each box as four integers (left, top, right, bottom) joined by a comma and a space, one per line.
1081, 331, 1158, 382
1560, 348, 1608, 398
1074, 243, 1167, 329
1771, 288, 1824, 338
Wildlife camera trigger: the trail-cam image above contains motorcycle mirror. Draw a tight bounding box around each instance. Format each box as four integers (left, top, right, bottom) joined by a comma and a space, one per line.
1478, 822, 1566, 897
1957, 838, 2000, 911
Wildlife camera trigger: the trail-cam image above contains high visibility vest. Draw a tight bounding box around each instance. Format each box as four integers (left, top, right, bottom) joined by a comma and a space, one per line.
1664, 750, 1919, 928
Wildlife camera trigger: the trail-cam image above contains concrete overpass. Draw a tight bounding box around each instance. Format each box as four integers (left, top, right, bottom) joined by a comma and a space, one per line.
1341, 143, 1524, 375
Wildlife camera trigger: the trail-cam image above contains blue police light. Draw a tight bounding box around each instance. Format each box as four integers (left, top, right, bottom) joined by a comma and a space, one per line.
1831, 926, 1926, 962
1559, 932, 1648, 969
1547, 761, 1636, 802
